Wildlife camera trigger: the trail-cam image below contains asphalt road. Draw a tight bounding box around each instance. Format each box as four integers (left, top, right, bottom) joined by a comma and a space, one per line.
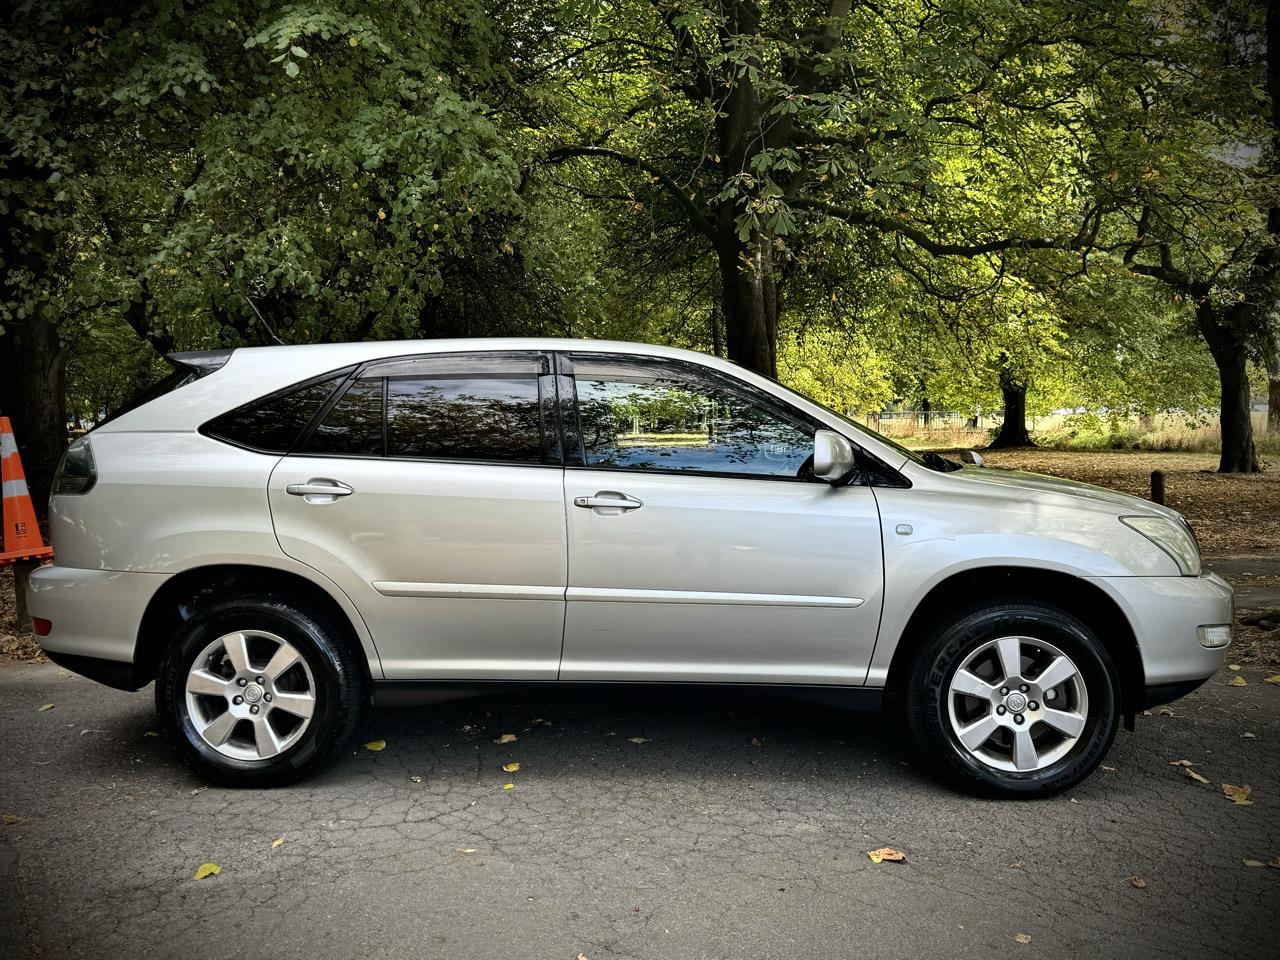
1, 662, 1277, 960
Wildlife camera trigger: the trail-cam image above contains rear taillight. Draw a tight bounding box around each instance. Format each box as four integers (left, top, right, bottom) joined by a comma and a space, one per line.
53, 436, 96, 495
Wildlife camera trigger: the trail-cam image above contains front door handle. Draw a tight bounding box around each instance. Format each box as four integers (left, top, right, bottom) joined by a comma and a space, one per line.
286, 479, 354, 502
574, 492, 643, 512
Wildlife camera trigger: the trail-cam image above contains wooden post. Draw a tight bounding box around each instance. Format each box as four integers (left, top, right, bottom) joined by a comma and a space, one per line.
1150, 470, 1165, 505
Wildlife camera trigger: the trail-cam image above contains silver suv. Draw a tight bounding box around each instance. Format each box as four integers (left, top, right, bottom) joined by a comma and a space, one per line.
29, 339, 1233, 795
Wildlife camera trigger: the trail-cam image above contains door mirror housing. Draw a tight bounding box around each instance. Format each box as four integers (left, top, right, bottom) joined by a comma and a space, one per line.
813, 430, 857, 483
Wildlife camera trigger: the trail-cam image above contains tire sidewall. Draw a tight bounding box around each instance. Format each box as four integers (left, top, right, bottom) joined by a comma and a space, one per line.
156, 595, 361, 786
910, 603, 1120, 797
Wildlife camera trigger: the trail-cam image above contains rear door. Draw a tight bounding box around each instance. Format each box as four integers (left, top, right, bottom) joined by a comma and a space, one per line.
558, 352, 885, 684
269, 351, 568, 679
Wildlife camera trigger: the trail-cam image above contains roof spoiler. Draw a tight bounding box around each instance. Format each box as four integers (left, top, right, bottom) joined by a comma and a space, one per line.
166, 349, 234, 377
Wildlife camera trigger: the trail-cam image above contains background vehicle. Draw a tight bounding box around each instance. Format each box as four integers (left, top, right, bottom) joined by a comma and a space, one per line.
28, 340, 1234, 795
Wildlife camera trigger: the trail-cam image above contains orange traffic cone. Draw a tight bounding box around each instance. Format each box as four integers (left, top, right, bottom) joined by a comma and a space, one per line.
0, 416, 53, 564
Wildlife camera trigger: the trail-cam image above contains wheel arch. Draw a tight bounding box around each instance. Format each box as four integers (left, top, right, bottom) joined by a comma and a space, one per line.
883, 566, 1144, 714
133, 563, 378, 689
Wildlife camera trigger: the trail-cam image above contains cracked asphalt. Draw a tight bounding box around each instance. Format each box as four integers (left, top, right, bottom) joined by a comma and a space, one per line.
1, 661, 1277, 960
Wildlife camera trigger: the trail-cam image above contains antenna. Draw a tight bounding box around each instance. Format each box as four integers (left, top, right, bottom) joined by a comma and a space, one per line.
241, 294, 285, 346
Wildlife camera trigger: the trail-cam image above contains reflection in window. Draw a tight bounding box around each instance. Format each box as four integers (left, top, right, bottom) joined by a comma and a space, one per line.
575, 367, 814, 477
307, 378, 384, 456
386, 377, 543, 462
205, 375, 346, 453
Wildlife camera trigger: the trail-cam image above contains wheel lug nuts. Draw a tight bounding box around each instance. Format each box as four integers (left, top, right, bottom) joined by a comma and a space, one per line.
233, 696, 243, 705
1028, 701, 1039, 711
996, 705, 1006, 715
1020, 684, 1028, 692
1000, 687, 1009, 695
264, 693, 272, 702
255, 676, 264, 685
237, 678, 248, 687
250, 705, 259, 715
1014, 715, 1025, 725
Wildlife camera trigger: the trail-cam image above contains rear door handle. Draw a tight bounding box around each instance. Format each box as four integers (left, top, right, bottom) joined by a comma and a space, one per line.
574, 492, 643, 511
286, 479, 354, 501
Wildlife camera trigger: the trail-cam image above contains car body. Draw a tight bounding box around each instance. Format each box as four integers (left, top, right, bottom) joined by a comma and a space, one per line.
28, 339, 1234, 794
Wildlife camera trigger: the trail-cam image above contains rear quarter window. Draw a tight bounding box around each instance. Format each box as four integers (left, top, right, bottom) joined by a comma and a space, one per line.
203, 370, 351, 453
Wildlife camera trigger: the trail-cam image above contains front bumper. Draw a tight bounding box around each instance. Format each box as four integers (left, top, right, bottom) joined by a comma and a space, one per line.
1090, 571, 1234, 695
26, 564, 168, 690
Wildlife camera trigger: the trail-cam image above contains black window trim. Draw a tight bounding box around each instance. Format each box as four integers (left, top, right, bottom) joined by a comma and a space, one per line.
290, 349, 561, 468
558, 351, 908, 487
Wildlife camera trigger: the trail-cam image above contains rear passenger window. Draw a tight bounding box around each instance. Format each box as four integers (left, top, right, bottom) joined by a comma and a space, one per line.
203, 372, 349, 453
305, 378, 384, 456
386, 376, 543, 462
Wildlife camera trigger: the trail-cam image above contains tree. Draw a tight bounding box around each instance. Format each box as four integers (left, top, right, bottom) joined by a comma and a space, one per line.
524, 1, 1151, 377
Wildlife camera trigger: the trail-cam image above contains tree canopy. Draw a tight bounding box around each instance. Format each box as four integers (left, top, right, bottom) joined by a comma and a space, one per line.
1, 0, 1277, 506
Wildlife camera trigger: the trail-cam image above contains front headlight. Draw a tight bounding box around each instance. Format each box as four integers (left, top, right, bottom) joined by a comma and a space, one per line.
1120, 515, 1201, 576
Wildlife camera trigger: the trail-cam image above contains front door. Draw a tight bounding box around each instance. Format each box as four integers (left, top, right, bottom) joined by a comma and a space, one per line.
559, 353, 884, 684
269, 351, 567, 679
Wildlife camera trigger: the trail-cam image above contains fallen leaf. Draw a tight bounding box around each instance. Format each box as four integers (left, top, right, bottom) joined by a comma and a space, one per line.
1243, 859, 1266, 868
494, 733, 517, 744
1269, 857, 1280, 869
1157, 707, 1175, 717
751, 738, 763, 747
363, 740, 386, 752
457, 848, 478, 854
1184, 767, 1210, 784
410, 775, 423, 783
38, 704, 54, 712
1169, 759, 1196, 767
3, 814, 26, 826
502, 783, 514, 790
577, 954, 590, 960
1014, 933, 1032, 944
1242, 732, 1257, 739
628, 737, 649, 744
1101, 764, 1117, 772
1228, 663, 1241, 671
867, 847, 905, 864
1128, 876, 1147, 889
193, 862, 221, 880
502, 762, 520, 773
271, 837, 285, 849
1222, 783, 1254, 805
1229, 675, 1248, 687
1265, 675, 1280, 685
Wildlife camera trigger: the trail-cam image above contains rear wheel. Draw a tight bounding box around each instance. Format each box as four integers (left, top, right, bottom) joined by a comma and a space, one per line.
156, 594, 364, 787
905, 601, 1120, 797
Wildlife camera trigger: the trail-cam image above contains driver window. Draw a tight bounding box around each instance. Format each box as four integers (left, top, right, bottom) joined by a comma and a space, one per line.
570, 355, 816, 479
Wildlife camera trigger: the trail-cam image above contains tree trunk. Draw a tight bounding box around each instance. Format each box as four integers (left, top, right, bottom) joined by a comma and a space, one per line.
716, 227, 778, 377
1197, 304, 1260, 472
0, 299, 67, 519
1266, 325, 1280, 435
989, 369, 1032, 448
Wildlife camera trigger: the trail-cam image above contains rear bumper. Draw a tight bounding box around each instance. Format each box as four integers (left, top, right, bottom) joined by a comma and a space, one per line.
26, 564, 167, 690
1090, 571, 1234, 689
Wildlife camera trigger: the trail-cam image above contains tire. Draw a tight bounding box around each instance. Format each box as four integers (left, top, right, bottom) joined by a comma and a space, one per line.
905, 600, 1120, 798
155, 593, 365, 787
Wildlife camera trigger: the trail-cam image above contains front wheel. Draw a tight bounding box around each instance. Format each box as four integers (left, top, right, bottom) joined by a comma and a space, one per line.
155, 594, 365, 787
905, 601, 1120, 798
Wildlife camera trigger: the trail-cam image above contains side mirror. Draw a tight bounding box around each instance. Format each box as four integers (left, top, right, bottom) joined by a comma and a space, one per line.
813, 429, 857, 482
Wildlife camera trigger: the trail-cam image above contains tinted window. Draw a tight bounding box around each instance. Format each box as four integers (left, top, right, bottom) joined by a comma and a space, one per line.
572, 357, 815, 478
204, 373, 347, 453
386, 376, 544, 462
305, 378, 384, 456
